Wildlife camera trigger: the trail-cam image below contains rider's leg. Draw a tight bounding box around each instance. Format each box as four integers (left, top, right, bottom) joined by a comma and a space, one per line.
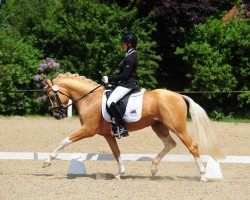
109, 102, 128, 136
107, 86, 132, 137
107, 86, 132, 106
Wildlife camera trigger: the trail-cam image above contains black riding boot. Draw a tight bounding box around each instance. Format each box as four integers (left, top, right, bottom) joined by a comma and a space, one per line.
108, 102, 129, 138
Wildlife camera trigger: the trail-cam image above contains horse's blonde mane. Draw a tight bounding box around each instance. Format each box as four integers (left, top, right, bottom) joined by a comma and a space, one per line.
55, 72, 98, 85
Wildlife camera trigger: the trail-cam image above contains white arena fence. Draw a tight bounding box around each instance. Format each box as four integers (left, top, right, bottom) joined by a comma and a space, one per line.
0, 152, 250, 164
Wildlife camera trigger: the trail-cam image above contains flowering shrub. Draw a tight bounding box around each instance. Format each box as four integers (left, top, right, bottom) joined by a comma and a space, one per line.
35, 58, 60, 101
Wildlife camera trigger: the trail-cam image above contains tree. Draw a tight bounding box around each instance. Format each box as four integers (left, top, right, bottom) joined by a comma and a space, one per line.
0, 28, 43, 115
175, 18, 250, 113
136, 0, 231, 90
0, 0, 160, 114
1, 0, 160, 88
100, 0, 239, 91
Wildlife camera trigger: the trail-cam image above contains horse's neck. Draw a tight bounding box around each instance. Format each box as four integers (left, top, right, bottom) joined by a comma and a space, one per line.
71, 81, 103, 121
62, 79, 100, 101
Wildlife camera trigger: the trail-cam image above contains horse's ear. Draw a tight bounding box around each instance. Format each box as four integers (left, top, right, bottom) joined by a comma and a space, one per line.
45, 79, 52, 88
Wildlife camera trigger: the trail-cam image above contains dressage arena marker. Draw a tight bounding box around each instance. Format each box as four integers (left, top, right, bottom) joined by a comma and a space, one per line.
205, 156, 223, 180
67, 153, 86, 175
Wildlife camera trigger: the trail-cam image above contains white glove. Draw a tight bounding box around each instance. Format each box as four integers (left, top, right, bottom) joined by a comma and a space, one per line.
102, 76, 109, 84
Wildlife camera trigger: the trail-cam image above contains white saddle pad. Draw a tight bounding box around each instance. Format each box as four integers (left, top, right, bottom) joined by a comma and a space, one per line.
102, 89, 146, 123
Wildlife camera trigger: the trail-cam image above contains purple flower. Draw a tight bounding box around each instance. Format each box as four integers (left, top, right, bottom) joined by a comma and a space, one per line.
42, 95, 47, 101
35, 74, 42, 81
41, 80, 46, 85
35, 58, 60, 86
52, 62, 60, 67
38, 95, 48, 102
39, 63, 47, 71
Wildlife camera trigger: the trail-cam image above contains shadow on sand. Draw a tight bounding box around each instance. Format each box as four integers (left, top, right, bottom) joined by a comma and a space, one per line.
66, 173, 199, 182
27, 172, 199, 182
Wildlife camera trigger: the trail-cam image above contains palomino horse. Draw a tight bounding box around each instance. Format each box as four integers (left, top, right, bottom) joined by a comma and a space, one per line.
42, 73, 224, 182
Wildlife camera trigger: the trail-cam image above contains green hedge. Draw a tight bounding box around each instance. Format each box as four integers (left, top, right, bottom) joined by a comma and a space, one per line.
0, 0, 160, 115
0, 28, 43, 115
176, 18, 250, 113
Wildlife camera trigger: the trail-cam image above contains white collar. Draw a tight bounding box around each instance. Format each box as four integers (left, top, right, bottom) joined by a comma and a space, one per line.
125, 48, 136, 57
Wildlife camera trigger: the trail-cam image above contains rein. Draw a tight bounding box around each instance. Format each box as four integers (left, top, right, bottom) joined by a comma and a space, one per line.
66, 84, 102, 107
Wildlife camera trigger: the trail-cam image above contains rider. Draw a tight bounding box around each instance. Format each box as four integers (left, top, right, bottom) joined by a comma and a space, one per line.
102, 33, 138, 138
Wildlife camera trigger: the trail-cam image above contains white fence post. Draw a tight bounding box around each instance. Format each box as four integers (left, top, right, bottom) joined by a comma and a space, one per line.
67, 99, 72, 118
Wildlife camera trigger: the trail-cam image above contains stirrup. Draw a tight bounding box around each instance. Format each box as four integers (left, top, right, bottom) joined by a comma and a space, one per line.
112, 127, 129, 139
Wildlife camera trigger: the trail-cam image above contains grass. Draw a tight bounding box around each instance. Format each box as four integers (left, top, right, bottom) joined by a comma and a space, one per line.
211, 118, 250, 123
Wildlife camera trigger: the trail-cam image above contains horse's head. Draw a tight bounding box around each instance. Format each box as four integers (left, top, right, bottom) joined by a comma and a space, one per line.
45, 73, 102, 120
45, 79, 70, 120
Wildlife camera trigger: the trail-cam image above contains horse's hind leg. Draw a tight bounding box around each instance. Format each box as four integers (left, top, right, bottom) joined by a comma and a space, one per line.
175, 130, 207, 182
151, 122, 177, 176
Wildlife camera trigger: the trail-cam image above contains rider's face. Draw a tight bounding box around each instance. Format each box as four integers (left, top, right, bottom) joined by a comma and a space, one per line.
122, 42, 128, 51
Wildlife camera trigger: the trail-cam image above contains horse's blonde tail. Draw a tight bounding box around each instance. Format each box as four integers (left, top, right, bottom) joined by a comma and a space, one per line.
182, 95, 225, 160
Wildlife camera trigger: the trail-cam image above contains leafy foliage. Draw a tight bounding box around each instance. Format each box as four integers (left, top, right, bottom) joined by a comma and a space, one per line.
0, 0, 249, 117
134, 0, 229, 90
175, 18, 250, 110
1, 0, 160, 88
0, 28, 43, 115
0, 0, 159, 115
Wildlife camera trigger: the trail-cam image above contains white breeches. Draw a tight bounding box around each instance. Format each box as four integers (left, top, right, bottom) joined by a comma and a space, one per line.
107, 86, 132, 107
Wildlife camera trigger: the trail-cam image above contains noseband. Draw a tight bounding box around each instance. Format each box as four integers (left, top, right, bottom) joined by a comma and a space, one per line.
48, 81, 102, 118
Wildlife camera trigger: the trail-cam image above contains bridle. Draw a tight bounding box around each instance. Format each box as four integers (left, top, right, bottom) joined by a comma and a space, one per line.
47, 80, 102, 118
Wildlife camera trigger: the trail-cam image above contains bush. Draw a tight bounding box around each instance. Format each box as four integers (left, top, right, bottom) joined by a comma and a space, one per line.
0, 28, 43, 115
175, 18, 250, 112
0, 0, 160, 115
1, 0, 160, 89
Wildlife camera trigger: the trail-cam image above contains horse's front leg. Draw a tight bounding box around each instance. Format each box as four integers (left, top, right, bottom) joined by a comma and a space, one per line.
103, 134, 125, 179
42, 126, 97, 168
42, 136, 72, 168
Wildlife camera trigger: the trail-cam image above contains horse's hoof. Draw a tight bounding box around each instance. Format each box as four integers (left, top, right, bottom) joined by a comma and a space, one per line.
120, 171, 125, 175
151, 167, 158, 176
42, 161, 51, 168
114, 174, 121, 179
200, 175, 208, 182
